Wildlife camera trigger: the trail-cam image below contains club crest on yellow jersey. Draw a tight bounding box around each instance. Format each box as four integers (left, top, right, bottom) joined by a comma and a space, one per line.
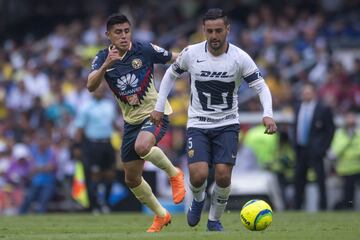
132, 58, 142, 69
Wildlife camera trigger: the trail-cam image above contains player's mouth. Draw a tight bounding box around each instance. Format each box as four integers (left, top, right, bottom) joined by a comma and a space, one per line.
210, 41, 220, 47
118, 41, 129, 48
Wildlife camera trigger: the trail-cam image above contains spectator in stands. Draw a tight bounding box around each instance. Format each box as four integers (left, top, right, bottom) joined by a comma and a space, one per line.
23, 61, 50, 100
6, 80, 34, 112
243, 124, 278, 170
0, 142, 10, 188
19, 131, 57, 214
46, 91, 75, 127
6, 143, 31, 189
348, 58, 360, 111
27, 97, 47, 130
331, 109, 360, 209
293, 82, 335, 210
271, 127, 295, 209
3, 143, 31, 215
74, 82, 117, 214
64, 77, 91, 113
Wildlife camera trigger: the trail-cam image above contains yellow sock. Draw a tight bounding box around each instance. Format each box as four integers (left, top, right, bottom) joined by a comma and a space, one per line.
142, 146, 178, 177
130, 178, 167, 217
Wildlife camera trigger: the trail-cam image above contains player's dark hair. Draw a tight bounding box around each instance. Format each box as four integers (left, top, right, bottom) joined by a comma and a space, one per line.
203, 8, 228, 25
106, 14, 131, 30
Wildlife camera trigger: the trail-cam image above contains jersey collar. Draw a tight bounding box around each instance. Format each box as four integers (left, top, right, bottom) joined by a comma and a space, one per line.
225, 42, 229, 53
119, 42, 132, 60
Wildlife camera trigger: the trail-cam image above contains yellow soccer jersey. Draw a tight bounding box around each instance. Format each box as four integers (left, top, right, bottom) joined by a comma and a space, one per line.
91, 42, 172, 124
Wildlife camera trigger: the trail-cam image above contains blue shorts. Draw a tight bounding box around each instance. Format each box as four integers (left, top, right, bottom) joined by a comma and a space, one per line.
186, 124, 240, 166
121, 116, 169, 162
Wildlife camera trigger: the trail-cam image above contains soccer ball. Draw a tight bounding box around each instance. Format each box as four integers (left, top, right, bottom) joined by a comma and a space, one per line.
240, 199, 273, 231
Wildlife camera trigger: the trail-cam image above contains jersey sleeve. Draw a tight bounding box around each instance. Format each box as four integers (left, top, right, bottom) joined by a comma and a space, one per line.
144, 43, 172, 64
90, 50, 107, 71
240, 51, 263, 84
171, 47, 190, 76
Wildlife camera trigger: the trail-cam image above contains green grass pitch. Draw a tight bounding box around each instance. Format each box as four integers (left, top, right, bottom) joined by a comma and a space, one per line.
0, 211, 359, 240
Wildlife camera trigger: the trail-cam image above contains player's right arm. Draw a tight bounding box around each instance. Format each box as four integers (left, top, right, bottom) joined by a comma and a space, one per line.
150, 67, 178, 125
87, 47, 122, 92
150, 47, 190, 125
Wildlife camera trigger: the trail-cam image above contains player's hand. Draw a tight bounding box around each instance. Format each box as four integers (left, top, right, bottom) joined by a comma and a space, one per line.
150, 110, 164, 126
103, 45, 122, 69
263, 117, 277, 135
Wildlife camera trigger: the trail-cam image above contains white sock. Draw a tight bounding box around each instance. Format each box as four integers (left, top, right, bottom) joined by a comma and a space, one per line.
209, 184, 231, 221
189, 181, 207, 202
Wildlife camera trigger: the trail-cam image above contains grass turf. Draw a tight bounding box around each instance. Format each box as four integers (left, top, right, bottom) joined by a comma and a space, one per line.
0, 211, 359, 240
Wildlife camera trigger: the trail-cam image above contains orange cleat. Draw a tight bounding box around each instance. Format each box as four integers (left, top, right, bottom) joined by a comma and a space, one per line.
169, 168, 186, 204
146, 211, 171, 233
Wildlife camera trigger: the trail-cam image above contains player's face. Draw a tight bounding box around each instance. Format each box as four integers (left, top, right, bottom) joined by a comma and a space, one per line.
203, 18, 229, 52
107, 22, 132, 52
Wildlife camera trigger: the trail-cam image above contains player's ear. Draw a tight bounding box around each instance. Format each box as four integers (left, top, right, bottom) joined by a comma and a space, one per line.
105, 31, 110, 39
226, 24, 230, 34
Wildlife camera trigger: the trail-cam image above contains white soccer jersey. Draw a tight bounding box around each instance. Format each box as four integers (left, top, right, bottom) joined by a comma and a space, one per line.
172, 41, 263, 128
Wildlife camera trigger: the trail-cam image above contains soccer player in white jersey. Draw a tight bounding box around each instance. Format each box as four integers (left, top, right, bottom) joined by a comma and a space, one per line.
150, 8, 277, 231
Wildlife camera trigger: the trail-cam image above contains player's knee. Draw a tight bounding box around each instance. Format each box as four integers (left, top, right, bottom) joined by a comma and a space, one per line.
215, 175, 231, 188
189, 162, 208, 187
190, 173, 208, 187
134, 141, 152, 157
125, 175, 142, 188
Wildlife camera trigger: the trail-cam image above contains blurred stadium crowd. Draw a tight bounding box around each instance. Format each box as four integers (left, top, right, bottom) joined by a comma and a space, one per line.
0, 0, 359, 214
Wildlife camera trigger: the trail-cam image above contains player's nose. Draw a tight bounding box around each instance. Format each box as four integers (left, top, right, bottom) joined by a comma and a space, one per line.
119, 32, 127, 39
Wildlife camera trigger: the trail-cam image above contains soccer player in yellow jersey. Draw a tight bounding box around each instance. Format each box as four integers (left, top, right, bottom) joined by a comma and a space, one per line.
87, 14, 185, 232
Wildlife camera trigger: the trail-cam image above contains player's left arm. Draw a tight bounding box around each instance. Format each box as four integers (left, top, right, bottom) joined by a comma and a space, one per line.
240, 50, 277, 134
248, 78, 277, 134
146, 43, 174, 64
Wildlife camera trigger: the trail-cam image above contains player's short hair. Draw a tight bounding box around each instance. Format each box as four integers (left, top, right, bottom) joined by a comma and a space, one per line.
203, 8, 228, 25
106, 14, 131, 30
